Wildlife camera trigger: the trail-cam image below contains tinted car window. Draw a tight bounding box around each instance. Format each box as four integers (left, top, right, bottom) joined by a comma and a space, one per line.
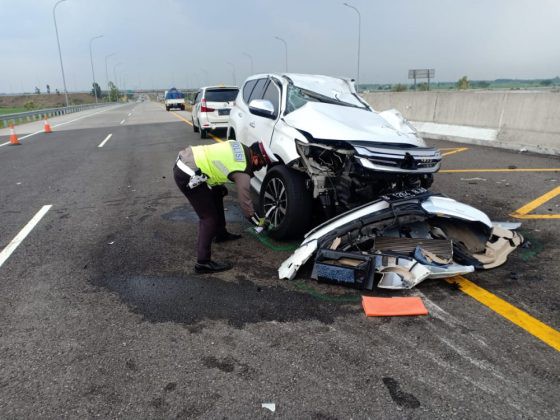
242, 80, 257, 103
248, 79, 267, 103
165, 90, 184, 100
204, 89, 239, 102
262, 81, 280, 117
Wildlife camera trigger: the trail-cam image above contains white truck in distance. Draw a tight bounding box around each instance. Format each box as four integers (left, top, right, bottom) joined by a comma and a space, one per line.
164, 88, 185, 111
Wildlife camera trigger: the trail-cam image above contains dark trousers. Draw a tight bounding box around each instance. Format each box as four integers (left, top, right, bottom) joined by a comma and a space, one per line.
173, 164, 228, 262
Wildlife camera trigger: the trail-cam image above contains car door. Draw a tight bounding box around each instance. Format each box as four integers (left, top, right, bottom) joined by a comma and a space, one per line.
250, 78, 282, 146
234, 78, 267, 146
192, 90, 202, 125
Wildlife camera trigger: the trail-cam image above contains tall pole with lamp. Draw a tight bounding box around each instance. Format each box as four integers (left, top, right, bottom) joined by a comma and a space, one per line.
89, 35, 103, 103
274, 36, 288, 72
343, 2, 361, 90
53, 0, 70, 107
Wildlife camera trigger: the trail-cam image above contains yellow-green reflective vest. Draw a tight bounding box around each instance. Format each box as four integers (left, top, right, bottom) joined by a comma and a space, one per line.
192, 141, 247, 186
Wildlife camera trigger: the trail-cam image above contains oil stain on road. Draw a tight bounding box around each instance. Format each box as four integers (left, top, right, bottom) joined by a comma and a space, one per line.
91, 274, 356, 329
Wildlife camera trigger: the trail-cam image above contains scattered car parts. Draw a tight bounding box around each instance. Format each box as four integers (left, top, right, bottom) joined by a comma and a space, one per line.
278, 188, 523, 290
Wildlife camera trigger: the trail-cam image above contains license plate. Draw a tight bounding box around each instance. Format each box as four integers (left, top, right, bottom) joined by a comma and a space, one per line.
218, 109, 230, 116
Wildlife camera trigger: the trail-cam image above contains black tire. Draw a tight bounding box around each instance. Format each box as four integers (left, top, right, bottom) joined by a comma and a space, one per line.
200, 127, 208, 139
259, 166, 312, 240
181, 105, 185, 111
165, 106, 170, 111
192, 118, 199, 132
228, 128, 236, 140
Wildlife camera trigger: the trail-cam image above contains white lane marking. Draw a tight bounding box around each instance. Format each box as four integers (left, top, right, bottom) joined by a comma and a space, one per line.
97, 133, 113, 148
120, 119, 126, 125
0, 105, 124, 148
0, 205, 52, 269
128, 113, 132, 116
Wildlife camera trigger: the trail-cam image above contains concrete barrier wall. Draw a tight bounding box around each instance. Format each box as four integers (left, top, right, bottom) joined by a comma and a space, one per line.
362, 91, 560, 155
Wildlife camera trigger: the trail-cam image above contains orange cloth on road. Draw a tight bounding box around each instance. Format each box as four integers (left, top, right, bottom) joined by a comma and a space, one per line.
362, 296, 428, 317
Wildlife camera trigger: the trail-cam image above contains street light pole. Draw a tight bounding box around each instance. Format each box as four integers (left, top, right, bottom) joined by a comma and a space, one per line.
242, 52, 254, 75
113, 62, 122, 101
89, 34, 103, 103
53, 0, 69, 107
105, 52, 115, 87
226, 62, 236, 86
274, 36, 288, 72
343, 2, 361, 90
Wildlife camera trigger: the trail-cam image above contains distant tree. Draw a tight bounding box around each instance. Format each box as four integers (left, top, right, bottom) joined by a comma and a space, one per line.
24, 101, 36, 110
417, 82, 430, 91
540, 79, 552, 87
34, 86, 41, 94
91, 82, 102, 98
457, 76, 469, 90
392, 84, 408, 92
46, 84, 51, 94
55, 88, 60, 95
108, 82, 120, 102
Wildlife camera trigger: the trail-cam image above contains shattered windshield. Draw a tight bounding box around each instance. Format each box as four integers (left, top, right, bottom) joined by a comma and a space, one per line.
286, 84, 367, 114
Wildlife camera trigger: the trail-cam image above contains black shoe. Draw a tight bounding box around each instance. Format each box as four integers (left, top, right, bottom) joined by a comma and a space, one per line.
194, 260, 233, 274
214, 232, 242, 243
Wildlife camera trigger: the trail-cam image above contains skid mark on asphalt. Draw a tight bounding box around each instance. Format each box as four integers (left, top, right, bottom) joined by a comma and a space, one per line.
382, 377, 421, 409
511, 185, 560, 220
447, 276, 560, 351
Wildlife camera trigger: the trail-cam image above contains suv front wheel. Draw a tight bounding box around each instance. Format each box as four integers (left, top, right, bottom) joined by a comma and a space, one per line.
259, 166, 312, 239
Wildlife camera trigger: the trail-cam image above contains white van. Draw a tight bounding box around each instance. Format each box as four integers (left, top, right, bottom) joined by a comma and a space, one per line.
191, 86, 239, 138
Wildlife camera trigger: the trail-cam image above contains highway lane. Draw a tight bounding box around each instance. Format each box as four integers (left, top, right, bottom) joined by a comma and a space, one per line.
0, 101, 558, 418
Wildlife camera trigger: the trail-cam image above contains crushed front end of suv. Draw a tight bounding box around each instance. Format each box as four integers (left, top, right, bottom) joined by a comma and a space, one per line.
228, 73, 442, 239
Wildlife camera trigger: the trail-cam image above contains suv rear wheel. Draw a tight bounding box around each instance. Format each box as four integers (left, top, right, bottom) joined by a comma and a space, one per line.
192, 118, 199, 132
259, 166, 312, 239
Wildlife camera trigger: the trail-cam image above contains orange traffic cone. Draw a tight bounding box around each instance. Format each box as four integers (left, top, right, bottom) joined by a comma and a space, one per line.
9, 124, 21, 146
43, 117, 53, 133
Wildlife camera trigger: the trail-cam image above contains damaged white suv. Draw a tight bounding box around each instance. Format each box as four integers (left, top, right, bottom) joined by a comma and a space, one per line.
227, 73, 442, 239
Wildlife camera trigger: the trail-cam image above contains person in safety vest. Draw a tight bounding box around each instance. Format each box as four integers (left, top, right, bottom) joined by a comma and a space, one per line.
173, 140, 278, 274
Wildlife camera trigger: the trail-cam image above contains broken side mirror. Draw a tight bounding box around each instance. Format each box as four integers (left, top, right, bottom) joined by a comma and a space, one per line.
248, 99, 276, 119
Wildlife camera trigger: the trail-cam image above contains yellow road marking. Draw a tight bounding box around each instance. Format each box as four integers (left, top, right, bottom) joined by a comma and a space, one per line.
441, 147, 469, 157
169, 110, 223, 143
510, 186, 560, 218
440, 168, 560, 173
447, 276, 560, 352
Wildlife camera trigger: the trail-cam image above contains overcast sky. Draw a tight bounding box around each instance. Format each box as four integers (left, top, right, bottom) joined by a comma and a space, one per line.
1, 0, 559, 93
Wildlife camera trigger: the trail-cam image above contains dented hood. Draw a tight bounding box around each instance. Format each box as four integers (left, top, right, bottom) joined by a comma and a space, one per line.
283, 102, 426, 146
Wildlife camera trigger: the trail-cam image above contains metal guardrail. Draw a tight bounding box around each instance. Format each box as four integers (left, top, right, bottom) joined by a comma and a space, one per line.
0, 102, 118, 128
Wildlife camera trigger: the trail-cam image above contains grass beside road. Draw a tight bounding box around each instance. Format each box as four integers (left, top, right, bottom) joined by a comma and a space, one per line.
0, 107, 26, 115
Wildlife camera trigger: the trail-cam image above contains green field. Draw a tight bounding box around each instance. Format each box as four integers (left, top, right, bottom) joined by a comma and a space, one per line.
0, 107, 26, 115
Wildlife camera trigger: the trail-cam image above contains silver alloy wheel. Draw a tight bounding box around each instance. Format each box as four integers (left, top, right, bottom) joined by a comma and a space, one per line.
263, 177, 288, 227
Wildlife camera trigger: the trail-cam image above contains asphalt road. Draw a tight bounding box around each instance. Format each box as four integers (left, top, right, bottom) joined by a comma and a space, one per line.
0, 101, 558, 418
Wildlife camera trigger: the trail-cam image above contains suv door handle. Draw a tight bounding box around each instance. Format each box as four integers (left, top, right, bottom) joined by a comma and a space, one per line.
238, 112, 242, 118
249, 122, 256, 128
